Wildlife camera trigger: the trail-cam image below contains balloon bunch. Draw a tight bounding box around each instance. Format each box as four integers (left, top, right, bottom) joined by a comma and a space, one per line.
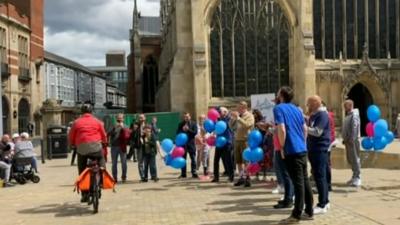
242, 130, 264, 175
361, 105, 394, 151
161, 133, 189, 169
203, 108, 228, 148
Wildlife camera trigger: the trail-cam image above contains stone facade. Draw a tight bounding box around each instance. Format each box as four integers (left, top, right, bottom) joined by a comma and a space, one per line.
156, 0, 400, 132
158, 0, 315, 117
127, 0, 161, 113
0, 0, 44, 136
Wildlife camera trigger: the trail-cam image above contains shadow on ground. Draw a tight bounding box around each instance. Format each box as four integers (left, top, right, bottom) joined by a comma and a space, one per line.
18, 203, 93, 217
132, 187, 169, 192
201, 219, 281, 225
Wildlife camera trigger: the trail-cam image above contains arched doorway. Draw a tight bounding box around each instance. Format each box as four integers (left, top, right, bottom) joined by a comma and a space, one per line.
2, 96, 10, 135
209, 0, 290, 98
142, 55, 158, 112
18, 98, 30, 133
347, 83, 373, 136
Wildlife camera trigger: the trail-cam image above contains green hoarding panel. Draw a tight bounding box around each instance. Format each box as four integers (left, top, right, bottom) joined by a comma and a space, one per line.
105, 112, 181, 140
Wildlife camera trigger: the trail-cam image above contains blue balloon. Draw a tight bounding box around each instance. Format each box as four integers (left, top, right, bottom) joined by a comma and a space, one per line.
170, 157, 186, 169
164, 154, 173, 166
248, 130, 263, 148
242, 148, 252, 161
216, 136, 227, 148
385, 131, 394, 144
367, 105, 381, 122
175, 133, 188, 147
204, 119, 215, 133
215, 121, 228, 135
248, 147, 264, 163
373, 119, 388, 137
361, 137, 374, 150
373, 136, 387, 150
161, 139, 174, 153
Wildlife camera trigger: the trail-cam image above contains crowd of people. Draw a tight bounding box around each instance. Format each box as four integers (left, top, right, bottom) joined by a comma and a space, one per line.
1, 86, 364, 222
80, 86, 361, 222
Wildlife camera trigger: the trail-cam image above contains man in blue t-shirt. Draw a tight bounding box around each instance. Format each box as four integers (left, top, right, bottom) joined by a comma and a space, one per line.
306, 96, 331, 215
273, 86, 314, 223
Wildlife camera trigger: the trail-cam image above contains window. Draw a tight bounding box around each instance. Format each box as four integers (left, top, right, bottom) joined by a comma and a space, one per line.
210, 0, 289, 98
18, 35, 29, 68
314, 0, 399, 59
18, 35, 29, 79
0, 27, 6, 63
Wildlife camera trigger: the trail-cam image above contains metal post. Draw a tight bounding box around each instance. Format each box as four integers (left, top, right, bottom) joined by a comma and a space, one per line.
0, 64, 3, 136
40, 138, 45, 164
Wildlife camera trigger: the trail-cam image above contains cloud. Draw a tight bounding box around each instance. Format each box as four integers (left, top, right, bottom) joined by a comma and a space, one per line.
44, 27, 130, 66
44, 0, 160, 66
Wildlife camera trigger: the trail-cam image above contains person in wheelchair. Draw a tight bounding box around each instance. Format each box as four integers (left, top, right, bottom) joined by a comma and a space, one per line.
69, 103, 107, 203
0, 134, 13, 187
14, 132, 38, 173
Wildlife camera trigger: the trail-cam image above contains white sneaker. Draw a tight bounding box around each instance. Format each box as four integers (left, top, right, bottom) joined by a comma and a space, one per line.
351, 178, 362, 187
272, 185, 284, 194
326, 203, 331, 209
313, 205, 328, 215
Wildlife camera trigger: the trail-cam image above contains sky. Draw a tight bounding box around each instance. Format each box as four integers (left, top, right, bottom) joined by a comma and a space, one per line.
44, 0, 160, 66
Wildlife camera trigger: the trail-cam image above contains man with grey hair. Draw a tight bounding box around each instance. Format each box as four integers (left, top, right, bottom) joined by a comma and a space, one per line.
342, 99, 361, 187
14, 132, 38, 173
230, 101, 255, 187
212, 107, 234, 182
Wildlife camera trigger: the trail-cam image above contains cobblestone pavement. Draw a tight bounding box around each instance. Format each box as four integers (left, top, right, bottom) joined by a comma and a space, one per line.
0, 153, 397, 225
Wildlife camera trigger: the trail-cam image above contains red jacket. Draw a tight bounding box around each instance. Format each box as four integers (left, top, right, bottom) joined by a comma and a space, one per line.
69, 113, 107, 147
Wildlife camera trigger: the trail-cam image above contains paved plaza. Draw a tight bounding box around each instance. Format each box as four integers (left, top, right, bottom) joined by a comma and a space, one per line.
1, 145, 400, 225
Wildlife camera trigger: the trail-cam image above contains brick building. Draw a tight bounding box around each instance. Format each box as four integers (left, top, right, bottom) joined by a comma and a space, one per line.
0, 0, 44, 136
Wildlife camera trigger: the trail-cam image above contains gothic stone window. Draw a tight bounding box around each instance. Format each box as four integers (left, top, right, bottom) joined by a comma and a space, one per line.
313, 0, 400, 60
210, 0, 290, 98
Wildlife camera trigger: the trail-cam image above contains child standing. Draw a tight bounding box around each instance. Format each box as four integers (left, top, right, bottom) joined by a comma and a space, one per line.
141, 125, 160, 182
196, 128, 210, 176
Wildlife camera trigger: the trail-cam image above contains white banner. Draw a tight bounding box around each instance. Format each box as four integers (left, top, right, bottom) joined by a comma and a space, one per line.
251, 93, 275, 123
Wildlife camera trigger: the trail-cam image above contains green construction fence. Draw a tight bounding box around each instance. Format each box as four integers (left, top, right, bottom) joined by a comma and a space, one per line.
100, 112, 181, 140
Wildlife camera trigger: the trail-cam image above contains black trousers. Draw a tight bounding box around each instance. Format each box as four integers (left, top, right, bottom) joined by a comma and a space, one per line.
181, 150, 197, 176
213, 144, 234, 179
77, 151, 106, 195
284, 153, 314, 219
70, 148, 77, 165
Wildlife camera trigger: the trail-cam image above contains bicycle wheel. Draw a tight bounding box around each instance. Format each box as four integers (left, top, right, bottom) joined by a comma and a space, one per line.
92, 185, 99, 214
92, 171, 101, 214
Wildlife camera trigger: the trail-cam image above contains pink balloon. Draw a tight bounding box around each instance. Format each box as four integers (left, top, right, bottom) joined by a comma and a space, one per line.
206, 136, 216, 146
171, 147, 185, 158
207, 108, 220, 122
366, 122, 374, 137
247, 163, 261, 175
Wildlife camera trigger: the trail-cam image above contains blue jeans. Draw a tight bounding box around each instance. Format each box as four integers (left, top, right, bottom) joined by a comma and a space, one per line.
143, 153, 157, 179
309, 150, 329, 207
31, 157, 38, 173
275, 151, 294, 202
111, 146, 127, 181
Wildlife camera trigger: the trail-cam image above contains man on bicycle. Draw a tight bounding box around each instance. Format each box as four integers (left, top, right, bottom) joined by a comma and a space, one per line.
69, 103, 107, 202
